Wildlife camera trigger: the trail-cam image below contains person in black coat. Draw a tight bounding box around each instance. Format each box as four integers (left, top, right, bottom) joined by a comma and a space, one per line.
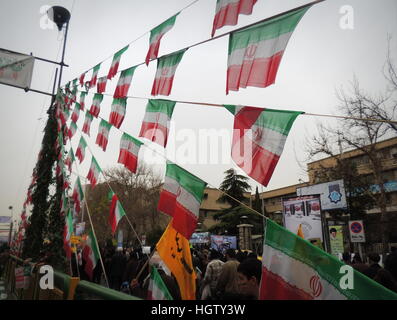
109, 248, 127, 290
363, 253, 382, 279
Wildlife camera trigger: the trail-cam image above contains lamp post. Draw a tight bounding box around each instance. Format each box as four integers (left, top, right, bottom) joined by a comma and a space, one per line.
8, 206, 13, 245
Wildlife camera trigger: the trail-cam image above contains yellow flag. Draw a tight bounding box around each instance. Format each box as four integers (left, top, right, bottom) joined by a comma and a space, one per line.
156, 221, 196, 300
297, 223, 305, 239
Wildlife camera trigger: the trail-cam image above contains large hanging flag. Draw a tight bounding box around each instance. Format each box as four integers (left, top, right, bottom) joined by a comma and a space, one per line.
87, 156, 101, 188
68, 122, 77, 139
158, 162, 207, 239
79, 91, 88, 110
65, 148, 75, 173
107, 45, 129, 80
63, 209, 73, 260
145, 13, 179, 66
71, 103, 81, 123
79, 73, 85, 87
90, 64, 101, 88
156, 222, 196, 300
82, 111, 94, 136
89, 93, 104, 118
259, 219, 397, 300
72, 178, 84, 214
108, 192, 126, 235
118, 133, 143, 174
109, 98, 127, 129
113, 66, 136, 99
211, 0, 257, 37
225, 105, 302, 186
226, 6, 310, 94
83, 229, 100, 281
139, 99, 176, 148
97, 76, 107, 94
147, 265, 173, 300
96, 119, 112, 151
76, 136, 87, 163
151, 49, 186, 96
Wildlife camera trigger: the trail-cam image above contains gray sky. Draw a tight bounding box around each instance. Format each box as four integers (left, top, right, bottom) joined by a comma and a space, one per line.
0, 0, 396, 226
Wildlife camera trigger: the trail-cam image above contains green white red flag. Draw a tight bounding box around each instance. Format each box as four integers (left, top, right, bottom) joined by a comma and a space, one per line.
89, 93, 103, 118
226, 6, 310, 94
118, 133, 143, 173
87, 156, 101, 188
68, 121, 77, 139
65, 148, 75, 173
139, 99, 176, 147
211, 0, 257, 37
151, 49, 186, 96
63, 209, 73, 260
83, 229, 100, 280
71, 103, 81, 123
158, 162, 207, 239
107, 45, 129, 80
145, 13, 179, 66
96, 119, 112, 151
259, 219, 397, 300
79, 91, 87, 110
108, 192, 126, 234
147, 265, 173, 300
82, 111, 94, 136
90, 64, 101, 88
109, 98, 127, 129
72, 177, 84, 214
79, 73, 85, 87
113, 66, 136, 99
76, 136, 87, 163
225, 105, 301, 187
97, 76, 107, 94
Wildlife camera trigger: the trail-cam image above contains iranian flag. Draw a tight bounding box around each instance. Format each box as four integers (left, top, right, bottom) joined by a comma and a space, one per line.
82, 111, 94, 136
96, 119, 112, 151
225, 105, 302, 187
63, 209, 73, 260
83, 229, 101, 281
89, 93, 104, 118
118, 133, 143, 173
97, 76, 107, 94
68, 122, 77, 139
158, 162, 207, 239
87, 156, 101, 188
107, 45, 129, 80
90, 64, 101, 88
139, 99, 176, 148
109, 98, 127, 129
72, 178, 84, 214
113, 66, 136, 99
79, 73, 85, 87
145, 13, 179, 66
108, 192, 126, 234
76, 136, 87, 163
79, 91, 87, 110
71, 103, 81, 123
147, 265, 173, 300
151, 49, 186, 96
211, 0, 257, 37
226, 6, 310, 94
260, 219, 397, 300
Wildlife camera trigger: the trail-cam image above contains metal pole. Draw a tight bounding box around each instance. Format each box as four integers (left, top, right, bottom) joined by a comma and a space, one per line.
58, 21, 69, 90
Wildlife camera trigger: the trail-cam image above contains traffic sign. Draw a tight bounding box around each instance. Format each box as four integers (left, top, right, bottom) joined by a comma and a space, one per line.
349, 220, 365, 243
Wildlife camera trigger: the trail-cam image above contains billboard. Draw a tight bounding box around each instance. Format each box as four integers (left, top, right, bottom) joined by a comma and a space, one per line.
282, 195, 324, 242
210, 235, 237, 254
296, 179, 347, 211
189, 232, 210, 244
328, 225, 344, 255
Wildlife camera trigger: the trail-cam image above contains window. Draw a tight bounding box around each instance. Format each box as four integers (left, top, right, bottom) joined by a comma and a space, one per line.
203, 193, 208, 200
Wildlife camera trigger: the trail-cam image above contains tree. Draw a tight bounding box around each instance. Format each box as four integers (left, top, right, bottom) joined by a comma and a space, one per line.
217, 168, 251, 207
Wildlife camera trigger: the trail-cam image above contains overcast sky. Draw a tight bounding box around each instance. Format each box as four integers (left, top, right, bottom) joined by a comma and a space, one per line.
0, 0, 396, 226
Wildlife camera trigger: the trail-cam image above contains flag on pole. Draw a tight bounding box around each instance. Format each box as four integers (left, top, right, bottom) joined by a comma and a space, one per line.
151, 49, 186, 96
76, 136, 87, 163
158, 162, 207, 239
83, 229, 101, 281
226, 6, 310, 94
96, 119, 112, 151
147, 265, 174, 300
113, 66, 136, 99
89, 93, 104, 118
225, 105, 302, 187
97, 76, 107, 94
259, 219, 397, 300
211, 0, 257, 37
71, 103, 81, 123
118, 133, 143, 173
156, 222, 196, 300
87, 156, 101, 188
68, 122, 77, 139
139, 99, 176, 147
79, 73, 85, 87
145, 13, 179, 66
72, 178, 84, 214
63, 209, 73, 259
90, 64, 101, 88
107, 45, 129, 80
79, 91, 87, 110
108, 192, 126, 235
82, 111, 94, 136
109, 98, 127, 129
65, 148, 75, 173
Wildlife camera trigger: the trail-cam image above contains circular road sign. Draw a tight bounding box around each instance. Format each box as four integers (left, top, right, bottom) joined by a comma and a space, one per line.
350, 222, 362, 234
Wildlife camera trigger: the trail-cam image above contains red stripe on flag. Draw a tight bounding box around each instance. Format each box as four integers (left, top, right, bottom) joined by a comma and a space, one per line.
96, 133, 108, 151
118, 149, 139, 173
157, 189, 177, 217
113, 84, 131, 99
151, 76, 175, 96
109, 111, 125, 129
172, 202, 198, 240
83, 246, 94, 280
107, 62, 119, 80
87, 169, 98, 188
139, 121, 169, 147
90, 105, 100, 118
97, 82, 106, 94
145, 40, 162, 66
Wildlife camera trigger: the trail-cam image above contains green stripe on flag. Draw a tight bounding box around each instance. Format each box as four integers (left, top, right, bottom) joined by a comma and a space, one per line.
122, 132, 143, 147
150, 13, 179, 42
146, 99, 176, 118
99, 119, 112, 130
114, 45, 129, 60
88, 229, 100, 261
256, 108, 303, 136
224, 104, 236, 115
158, 49, 187, 69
